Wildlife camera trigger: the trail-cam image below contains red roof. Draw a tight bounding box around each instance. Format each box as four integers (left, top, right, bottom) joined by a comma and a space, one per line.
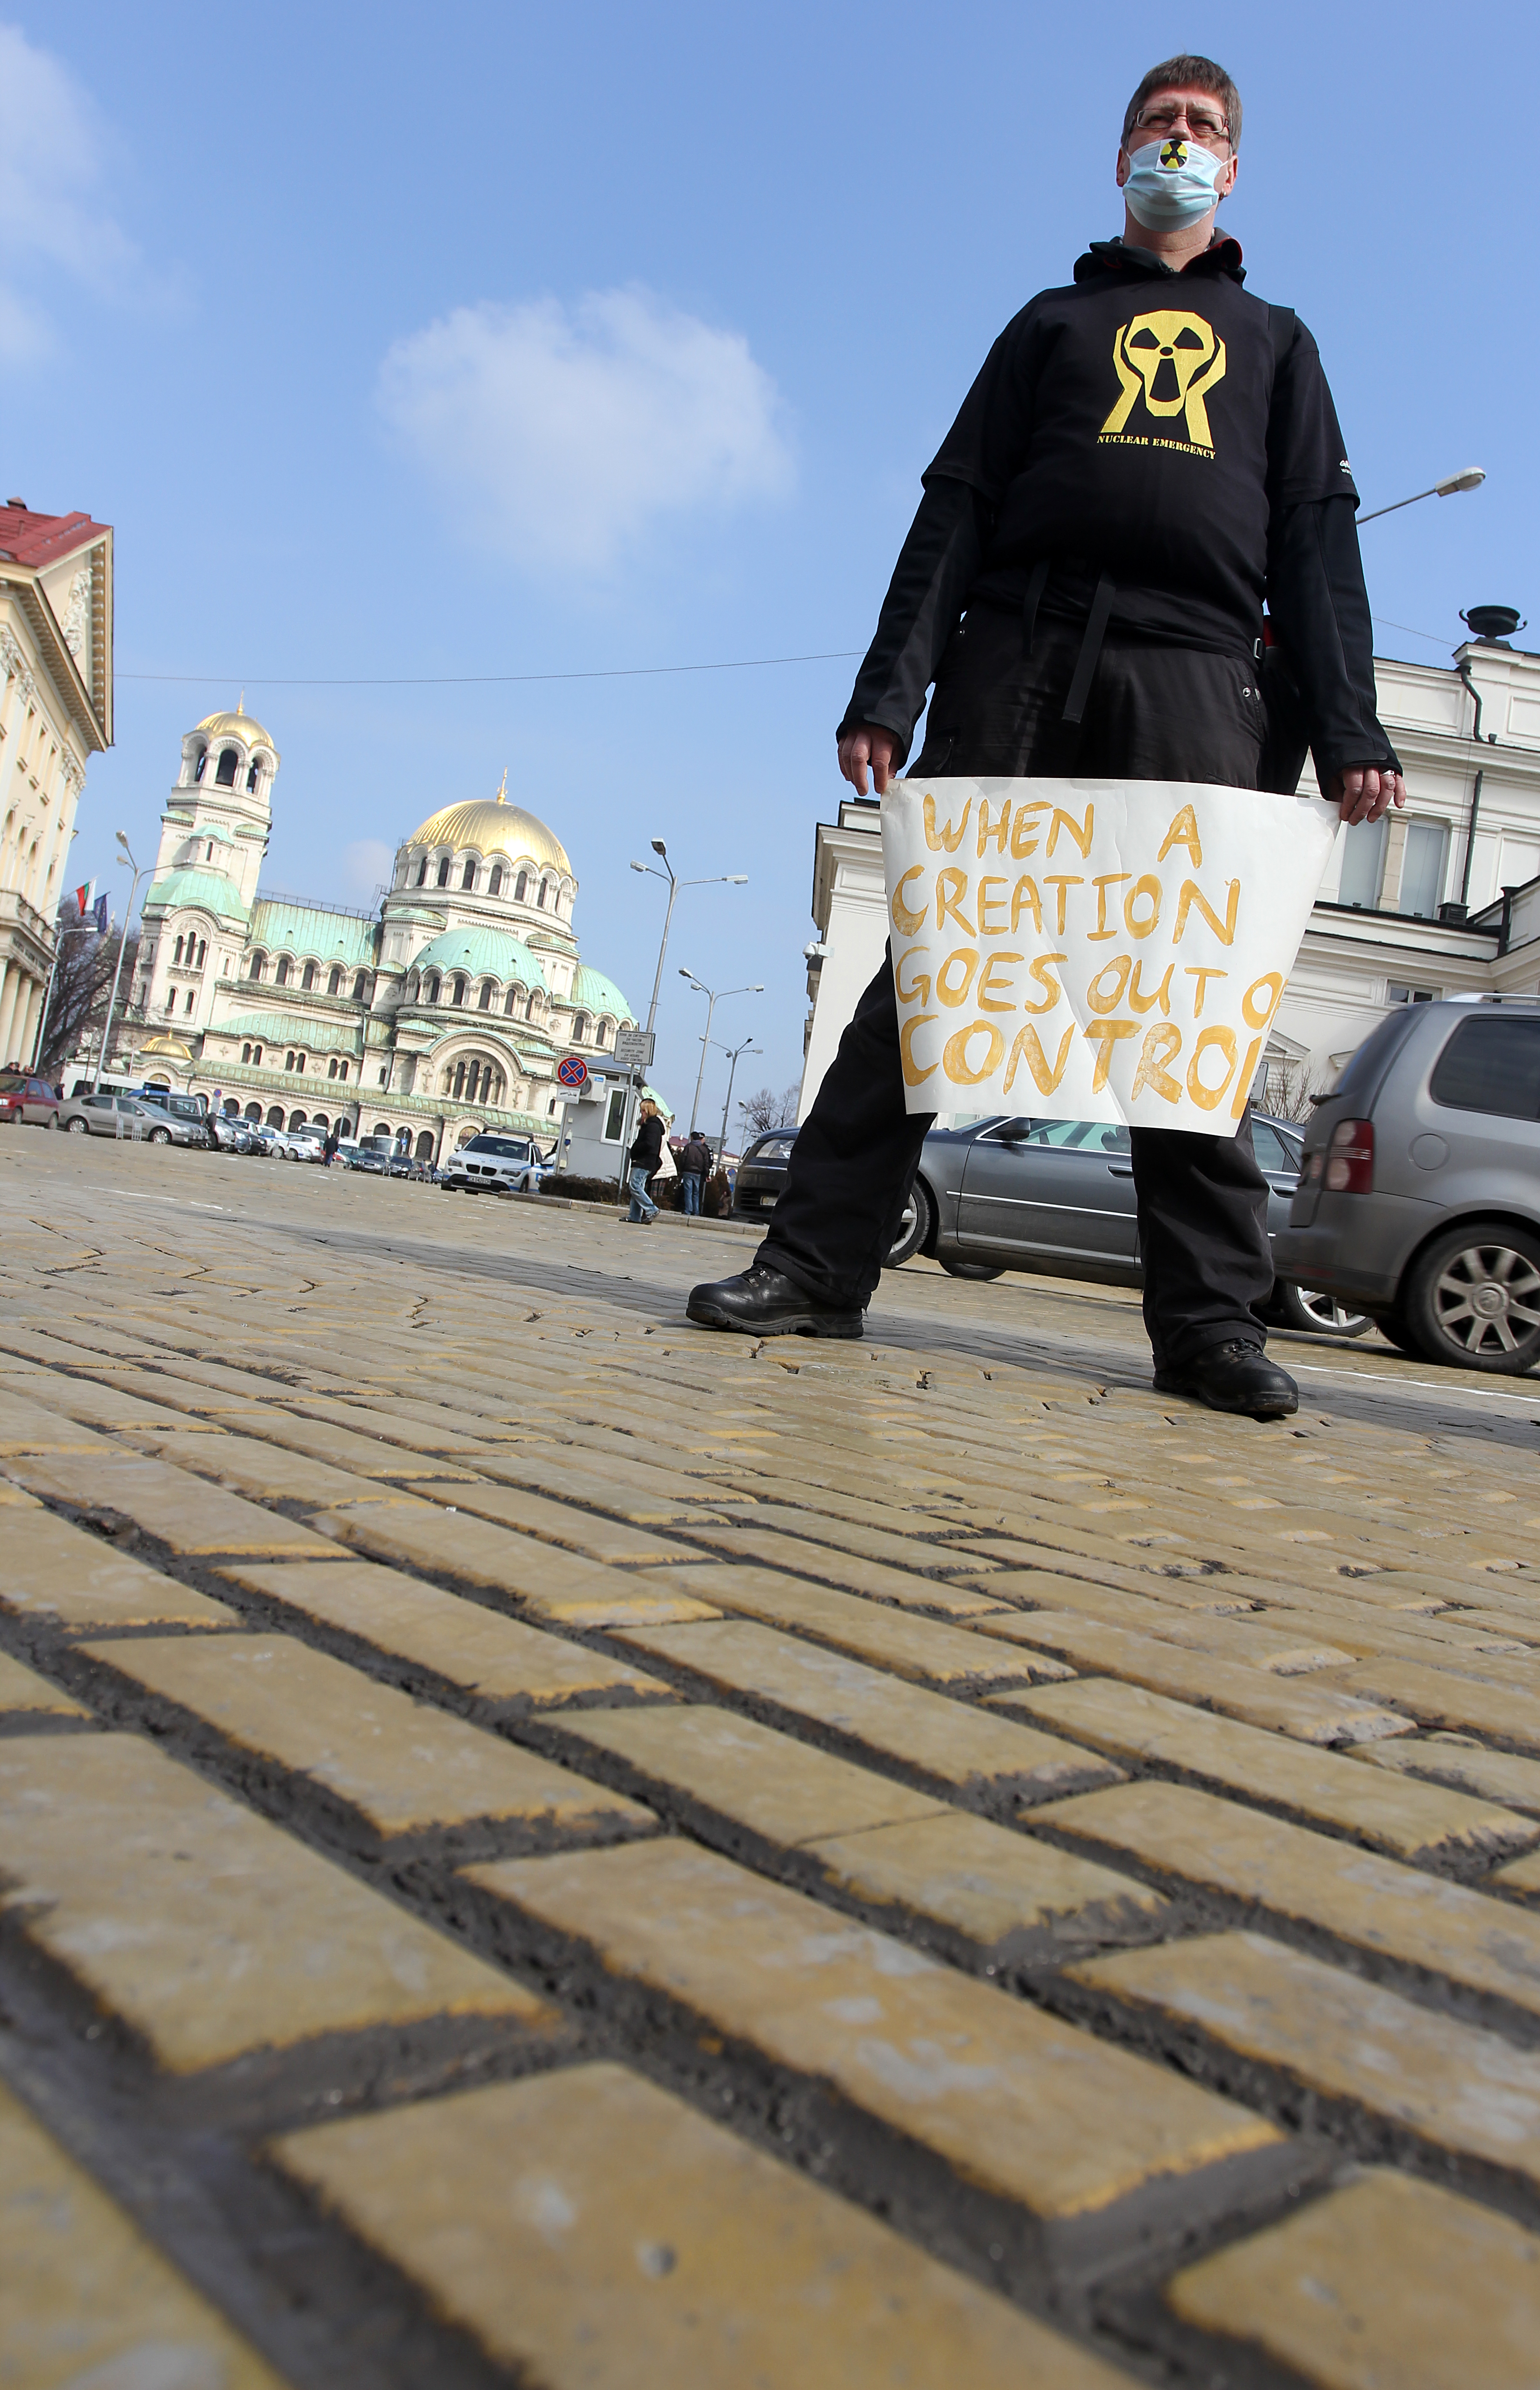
0, 503, 111, 568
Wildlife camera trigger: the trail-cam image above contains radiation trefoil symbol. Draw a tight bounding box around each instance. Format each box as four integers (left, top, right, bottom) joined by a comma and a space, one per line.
1100, 309, 1227, 448
1159, 138, 1188, 168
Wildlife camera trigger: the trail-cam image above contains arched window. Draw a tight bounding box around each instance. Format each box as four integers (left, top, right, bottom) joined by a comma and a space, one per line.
573, 1012, 590, 1044
373, 1122, 391, 1138
285, 1051, 296, 1071
195, 939, 207, 968
295, 1053, 306, 1074
173, 935, 184, 965
328, 966, 342, 995
215, 748, 238, 786
241, 1043, 252, 1064
194, 749, 207, 782
246, 763, 259, 792
514, 870, 528, 901
538, 878, 549, 908
245, 1102, 261, 1121
451, 973, 466, 1005
289, 1110, 307, 1130
301, 961, 316, 991
252, 1044, 262, 1065
478, 979, 493, 1011
425, 973, 440, 1004
489, 864, 504, 897
266, 1106, 285, 1126
415, 1130, 434, 1161
453, 1060, 466, 1099
338, 1060, 348, 1082
352, 971, 367, 1001
249, 952, 266, 981
437, 857, 451, 888
504, 986, 519, 1015
461, 858, 476, 891
327, 1058, 338, 1080
275, 957, 290, 986
206, 842, 214, 862
185, 989, 195, 1014
525, 988, 538, 1019
417, 857, 428, 886
466, 1061, 480, 1102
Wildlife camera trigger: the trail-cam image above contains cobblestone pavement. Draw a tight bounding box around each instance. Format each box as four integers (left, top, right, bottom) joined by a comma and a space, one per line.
5, 1132, 1540, 2388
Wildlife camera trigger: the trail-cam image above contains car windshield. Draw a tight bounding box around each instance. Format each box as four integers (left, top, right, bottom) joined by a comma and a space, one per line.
754, 1134, 797, 1162
0, 1070, 28, 1093
464, 1137, 529, 1159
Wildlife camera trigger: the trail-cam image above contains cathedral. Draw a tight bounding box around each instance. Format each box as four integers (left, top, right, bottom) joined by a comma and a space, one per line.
129, 704, 637, 1159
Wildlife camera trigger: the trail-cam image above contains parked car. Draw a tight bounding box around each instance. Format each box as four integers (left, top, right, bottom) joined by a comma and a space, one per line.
210, 1112, 261, 1154
345, 1145, 391, 1175
135, 1087, 213, 1143
54, 1092, 201, 1144
1275, 996, 1540, 1372
734, 1115, 1367, 1337
0, 1070, 62, 1126
252, 1123, 310, 1160
442, 1132, 548, 1194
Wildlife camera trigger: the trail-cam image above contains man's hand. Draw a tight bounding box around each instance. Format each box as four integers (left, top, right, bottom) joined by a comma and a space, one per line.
1330, 764, 1406, 826
838, 723, 900, 796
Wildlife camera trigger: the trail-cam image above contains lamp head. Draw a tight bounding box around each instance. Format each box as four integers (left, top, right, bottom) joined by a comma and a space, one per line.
1438, 467, 1486, 497
629, 860, 646, 873
115, 830, 129, 850
651, 839, 667, 857
727, 874, 748, 885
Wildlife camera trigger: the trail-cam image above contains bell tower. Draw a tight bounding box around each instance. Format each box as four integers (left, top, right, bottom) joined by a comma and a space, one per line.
137, 701, 280, 1033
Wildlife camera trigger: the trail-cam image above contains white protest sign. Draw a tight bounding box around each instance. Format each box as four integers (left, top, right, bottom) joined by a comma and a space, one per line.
882, 776, 1337, 1135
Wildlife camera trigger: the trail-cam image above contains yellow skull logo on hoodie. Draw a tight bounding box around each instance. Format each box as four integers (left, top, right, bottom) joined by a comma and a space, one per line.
1101, 309, 1228, 449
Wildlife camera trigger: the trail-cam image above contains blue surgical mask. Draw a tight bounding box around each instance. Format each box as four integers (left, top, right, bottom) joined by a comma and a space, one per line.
1122, 135, 1224, 230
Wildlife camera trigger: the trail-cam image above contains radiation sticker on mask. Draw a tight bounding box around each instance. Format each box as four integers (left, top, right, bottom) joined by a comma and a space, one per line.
881, 777, 1338, 1135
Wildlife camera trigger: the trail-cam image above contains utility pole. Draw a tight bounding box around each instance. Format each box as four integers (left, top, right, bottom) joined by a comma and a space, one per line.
92, 833, 148, 1094
617, 843, 747, 1192
718, 1037, 761, 1163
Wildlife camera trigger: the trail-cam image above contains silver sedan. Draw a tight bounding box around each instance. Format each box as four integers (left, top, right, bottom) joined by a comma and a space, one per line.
54, 1093, 200, 1145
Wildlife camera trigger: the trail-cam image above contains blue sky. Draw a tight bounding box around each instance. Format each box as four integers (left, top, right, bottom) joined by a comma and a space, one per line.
7, 0, 1535, 1124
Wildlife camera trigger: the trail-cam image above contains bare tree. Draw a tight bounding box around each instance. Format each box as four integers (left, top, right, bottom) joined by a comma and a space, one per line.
738, 1085, 784, 1135
777, 1080, 801, 1127
35, 909, 141, 1084
1261, 1055, 1319, 1123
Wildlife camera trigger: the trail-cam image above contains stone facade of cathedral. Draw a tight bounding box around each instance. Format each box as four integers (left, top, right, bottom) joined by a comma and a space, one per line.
127, 705, 636, 1158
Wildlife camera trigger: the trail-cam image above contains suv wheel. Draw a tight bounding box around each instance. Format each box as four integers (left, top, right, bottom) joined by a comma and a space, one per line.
940, 1257, 1005, 1281
148, 1126, 172, 1145
886, 1178, 934, 1268
1403, 1222, 1540, 1373
1272, 1282, 1372, 1339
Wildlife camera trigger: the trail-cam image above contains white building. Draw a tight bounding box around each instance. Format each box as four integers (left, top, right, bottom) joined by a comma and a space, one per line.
0, 499, 113, 1068
118, 704, 639, 1162
799, 634, 1540, 1120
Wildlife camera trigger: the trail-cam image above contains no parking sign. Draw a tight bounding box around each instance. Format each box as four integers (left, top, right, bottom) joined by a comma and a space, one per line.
557, 1055, 588, 1091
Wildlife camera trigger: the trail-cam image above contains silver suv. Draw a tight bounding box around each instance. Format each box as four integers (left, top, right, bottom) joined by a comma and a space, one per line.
1274, 997, 1540, 1373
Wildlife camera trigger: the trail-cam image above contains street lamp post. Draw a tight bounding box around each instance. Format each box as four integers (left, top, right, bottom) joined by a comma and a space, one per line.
92, 832, 149, 1094
719, 1038, 761, 1163
678, 971, 763, 1136
1357, 466, 1485, 526
617, 842, 747, 1190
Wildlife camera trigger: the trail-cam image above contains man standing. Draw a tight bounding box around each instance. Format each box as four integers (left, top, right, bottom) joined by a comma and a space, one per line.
689, 53, 1403, 1420
678, 1128, 712, 1216
626, 1098, 664, 1223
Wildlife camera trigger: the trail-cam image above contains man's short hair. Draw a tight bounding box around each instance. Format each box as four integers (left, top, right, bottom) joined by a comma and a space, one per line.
1122, 54, 1241, 148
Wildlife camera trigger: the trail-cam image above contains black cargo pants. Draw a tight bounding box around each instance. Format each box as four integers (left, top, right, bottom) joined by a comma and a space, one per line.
758, 610, 1276, 1371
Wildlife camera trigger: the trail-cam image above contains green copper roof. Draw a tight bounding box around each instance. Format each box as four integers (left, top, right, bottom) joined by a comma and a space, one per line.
246, 900, 377, 968
571, 965, 633, 1021
208, 1014, 361, 1055
142, 869, 250, 922
411, 925, 548, 987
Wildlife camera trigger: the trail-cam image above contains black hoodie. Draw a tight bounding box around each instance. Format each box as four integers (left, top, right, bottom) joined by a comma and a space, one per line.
840, 237, 1395, 787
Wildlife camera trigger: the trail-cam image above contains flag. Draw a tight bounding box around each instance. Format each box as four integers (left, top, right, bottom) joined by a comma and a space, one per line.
73, 879, 96, 917
92, 893, 109, 935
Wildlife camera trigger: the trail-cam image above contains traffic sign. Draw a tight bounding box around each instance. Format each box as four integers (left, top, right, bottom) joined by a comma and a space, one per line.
613, 1029, 654, 1069
556, 1055, 588, 1090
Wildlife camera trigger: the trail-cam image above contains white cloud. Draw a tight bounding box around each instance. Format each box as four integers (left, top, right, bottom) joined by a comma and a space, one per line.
0, 22, 151, 364
377, 285, 794, 574
342, 838, 395, 900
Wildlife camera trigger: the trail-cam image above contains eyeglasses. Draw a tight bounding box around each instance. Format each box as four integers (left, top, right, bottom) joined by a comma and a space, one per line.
1131, 102, 1231, 149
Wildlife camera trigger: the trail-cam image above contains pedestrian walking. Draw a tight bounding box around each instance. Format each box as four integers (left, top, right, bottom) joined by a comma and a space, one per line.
323, 1123, 340, 1168
688, 53, 1402, 1421
626, 1098, 664, 1223
677, 1129, 712, 1216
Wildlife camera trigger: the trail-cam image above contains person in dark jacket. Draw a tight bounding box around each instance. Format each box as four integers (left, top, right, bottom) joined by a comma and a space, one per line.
626, 1099, 664, 1223
688, 53, 1403, 1419
678, 1130, 712, 1216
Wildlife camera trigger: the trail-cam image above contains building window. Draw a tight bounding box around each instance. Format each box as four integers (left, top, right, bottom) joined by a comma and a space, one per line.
328, 1057, 338, 1079
246, 763, 259, 792
538, 877, 549, 908
1337, 816, 1388, 910
165, 994, 176, 1015
1388, 982, 1440, 1005
241, 1043, 252, 1064
252, 1044, 262, 1065
417, 857, 428, 886
415, 1130, 434, 1161
338, 1060, 348, 1081
286, 1051, 296, 1071
514, 869, 528, 901
302, 961, 316, 991
437, 857, 451, 888
173, 935, 184, 965
194, 749, 207, 782
267, 1106, 285, 1126
453, 1059, 466, 1098
478, 979, 493, 1010
461, 858, 476, 890
1399, 820, 1450, 920
504, 986, 520, 1016
353, 971, 367, 1001
275, 956, 290, 986
452, 973, 466, 1005
185, 989, 195, 1014
379, 1067, 388, 1086
296, 1053, 306, 1074
289, 1110, 307, 1130
489, 864, 504, 897
249, 951, 266, 981
215, 749, 238, 786
245, 1102, 260, 1120
573, 1012, 590, 1044
604, 1088, 628, 1140
424, 973, 440, 1004
195, 939, 207, 968
206, 842, 214, 862
328, 965, 342, 995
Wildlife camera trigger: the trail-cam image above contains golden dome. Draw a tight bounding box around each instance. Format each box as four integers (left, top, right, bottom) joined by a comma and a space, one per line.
139, 1033, 194, 1060
410, 782, 571, 876
196, 699, 277, 757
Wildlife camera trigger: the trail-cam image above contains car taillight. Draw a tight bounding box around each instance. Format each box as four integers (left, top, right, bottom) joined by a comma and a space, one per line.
1324, 1118, 1374, 1194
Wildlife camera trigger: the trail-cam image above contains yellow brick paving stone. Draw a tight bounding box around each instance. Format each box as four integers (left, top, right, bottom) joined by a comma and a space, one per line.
1035, 1779, 1540, 2022
4, 1452, 348, 1561
1490, 1847, 1540, 1896
78, 1633, 657, 1842
612, 1619, 1124, 1802
0, 1735, 553, 2070
271, 1389, 512, 1457
1240, 1597, 1536, 1667
696, 1498, 1006, 1577
977, 1611, 1412, 1746
1, 1355, 233, 1434
1001, 1679, 1536, 1863
1072, 1930, 1540, 2192
214, 1558, 670, 1708
2, 1501, 241, 1629
453, 1441, 745, 1523
986, 1577, 1357, 1673
309, 1495, 722, 1623
0, 2079, 291, 2390
469, 1840, 1282, 2222
273, 2062, 1134, 2390
1165, 2169, 1540, 2390
173, 1399, 488, 1481
638, 1562, 1065, 1688
1324, 1655, 1540, 1754
1355, 1731, 1540, 1818
0, 1389, 111, 1456
122, 1422, 439, 1510
409, 1476, 707, 1567
672, 1524, 1010, 1615
0, 1647, 90, 1715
